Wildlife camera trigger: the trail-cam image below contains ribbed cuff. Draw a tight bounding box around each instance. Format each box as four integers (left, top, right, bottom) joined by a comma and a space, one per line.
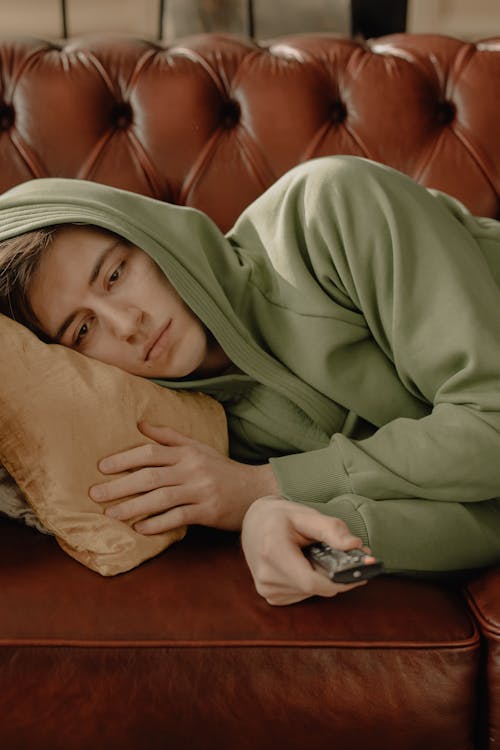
269, 444, 352, 504
326, 497, 370, 545
287, 496, 370, 547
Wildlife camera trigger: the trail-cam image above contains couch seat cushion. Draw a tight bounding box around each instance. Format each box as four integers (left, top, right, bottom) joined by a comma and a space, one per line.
0, 518, 480, 750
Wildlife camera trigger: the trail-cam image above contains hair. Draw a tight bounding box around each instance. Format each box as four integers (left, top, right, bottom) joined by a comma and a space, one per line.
0, 225, 61, 341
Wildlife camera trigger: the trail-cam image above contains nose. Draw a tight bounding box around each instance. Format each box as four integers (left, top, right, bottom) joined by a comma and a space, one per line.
105, 304, 143, 340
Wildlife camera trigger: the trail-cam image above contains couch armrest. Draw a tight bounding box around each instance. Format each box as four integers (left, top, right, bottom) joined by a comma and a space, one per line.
464, 566, 500, 750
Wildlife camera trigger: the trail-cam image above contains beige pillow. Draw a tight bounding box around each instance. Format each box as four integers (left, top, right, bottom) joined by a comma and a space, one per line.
0, 464, 52, 534
0, 313, 228, 575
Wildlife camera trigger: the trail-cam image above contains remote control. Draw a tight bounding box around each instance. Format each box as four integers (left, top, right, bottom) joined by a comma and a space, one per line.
303, 542, 384, 584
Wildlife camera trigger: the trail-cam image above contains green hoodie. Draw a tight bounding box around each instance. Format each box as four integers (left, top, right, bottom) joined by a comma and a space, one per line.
1, 155, 500, 575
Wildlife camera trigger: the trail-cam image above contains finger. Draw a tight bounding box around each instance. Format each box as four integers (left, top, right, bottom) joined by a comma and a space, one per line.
261, 586, 313, 606
90, 465, 179, 503
98, 443, 183, 473
261, 569, 368, 606
133, 506, 194, 535
138, 422, 194, 445
292, 507, 364, 551
266, 544, 325, 597
102, 486, 181, 522
265, 581, 368, 607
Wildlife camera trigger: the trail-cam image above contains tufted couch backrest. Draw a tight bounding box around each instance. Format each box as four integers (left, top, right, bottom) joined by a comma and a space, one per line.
0, 32, 499, 229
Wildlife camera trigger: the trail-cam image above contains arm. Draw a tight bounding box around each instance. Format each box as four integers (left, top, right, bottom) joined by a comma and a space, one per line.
268, 156, 500, 504
294, 491, 500, 574
241, 491, 500, 600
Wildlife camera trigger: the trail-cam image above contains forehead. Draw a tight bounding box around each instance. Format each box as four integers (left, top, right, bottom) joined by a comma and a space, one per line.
50, 224, 116, 256
36, 225, 116, 280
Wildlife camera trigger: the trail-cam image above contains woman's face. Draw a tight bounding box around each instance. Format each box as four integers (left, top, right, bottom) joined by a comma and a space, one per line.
28, 225, 227, 379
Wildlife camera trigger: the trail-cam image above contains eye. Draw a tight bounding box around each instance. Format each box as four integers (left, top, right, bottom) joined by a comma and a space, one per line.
108, 261, 125, 287
74, 320, 91, 348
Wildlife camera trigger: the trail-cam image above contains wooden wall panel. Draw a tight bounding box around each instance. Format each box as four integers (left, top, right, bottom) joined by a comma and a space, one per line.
0, 0, 61, 38
67, 0, 159, 38
0, 0, 498, 42
162, 0, 353, 41
254, 0, 350, 39
163, 0, 248, 41
407, 0, 500, 39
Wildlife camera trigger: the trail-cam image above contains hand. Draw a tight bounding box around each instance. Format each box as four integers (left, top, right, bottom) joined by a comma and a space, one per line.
241, 495, 373, 606
89, 421, 280, 533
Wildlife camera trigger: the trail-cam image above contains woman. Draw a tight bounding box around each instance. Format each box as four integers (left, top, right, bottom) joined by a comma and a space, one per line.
1, 155, 500, 605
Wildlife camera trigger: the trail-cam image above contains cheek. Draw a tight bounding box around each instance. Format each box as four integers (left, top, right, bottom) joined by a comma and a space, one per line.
137, 254, 204, 333
148, 261, 193, 312
88, 337, 136, 373
142, 258, 176, 298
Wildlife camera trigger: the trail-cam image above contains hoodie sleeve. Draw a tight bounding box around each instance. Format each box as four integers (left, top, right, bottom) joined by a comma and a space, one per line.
294, 492, 500, 574
269, 156, 500, 506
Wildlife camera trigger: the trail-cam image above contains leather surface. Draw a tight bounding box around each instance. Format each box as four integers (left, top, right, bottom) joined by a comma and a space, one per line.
0, 34, 498, 232
0, 518, 480, 750
0, 519, 478, 646
465, 569, 500, 750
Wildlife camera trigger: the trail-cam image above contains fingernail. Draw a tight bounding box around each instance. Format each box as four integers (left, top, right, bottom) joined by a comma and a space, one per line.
99, 460, 112, 472
90, 486, 104, 500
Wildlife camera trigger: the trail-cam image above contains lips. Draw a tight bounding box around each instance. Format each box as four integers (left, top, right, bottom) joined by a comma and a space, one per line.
144, 322, 171, 362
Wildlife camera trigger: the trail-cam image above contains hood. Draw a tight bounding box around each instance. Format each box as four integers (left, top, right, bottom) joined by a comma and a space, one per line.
0, 157, 430, 432
0, 171, 350, 435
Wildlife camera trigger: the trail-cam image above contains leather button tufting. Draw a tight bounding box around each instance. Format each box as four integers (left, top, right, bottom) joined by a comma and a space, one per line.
435, 100, 456, 125
221, 99, 241, 129
111, 101, 133, 129
0, 104, 15, 131
330, 100, 347, 124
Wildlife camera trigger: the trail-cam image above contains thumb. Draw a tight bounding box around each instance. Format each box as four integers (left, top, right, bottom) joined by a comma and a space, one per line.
137, 421, 193, 445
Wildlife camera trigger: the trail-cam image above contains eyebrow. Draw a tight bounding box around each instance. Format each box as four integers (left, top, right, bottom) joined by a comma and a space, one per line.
53, 238, 122, 344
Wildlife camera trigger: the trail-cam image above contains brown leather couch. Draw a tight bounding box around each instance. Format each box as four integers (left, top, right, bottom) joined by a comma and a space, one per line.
0, 32, 499, 750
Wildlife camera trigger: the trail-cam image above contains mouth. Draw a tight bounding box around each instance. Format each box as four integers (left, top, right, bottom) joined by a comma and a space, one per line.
144, 321, 171, 362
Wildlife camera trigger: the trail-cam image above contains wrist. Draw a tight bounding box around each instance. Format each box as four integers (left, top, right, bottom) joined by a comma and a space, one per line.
252, 463, 281, 499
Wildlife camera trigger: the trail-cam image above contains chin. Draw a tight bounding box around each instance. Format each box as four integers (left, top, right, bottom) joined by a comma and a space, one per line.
143, 331, 207, 379
178, 336, 209, 377
154, 353, 206, 380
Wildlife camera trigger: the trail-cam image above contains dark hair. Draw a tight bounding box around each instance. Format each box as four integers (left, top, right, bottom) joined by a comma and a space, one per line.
0, 226, 62, 340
